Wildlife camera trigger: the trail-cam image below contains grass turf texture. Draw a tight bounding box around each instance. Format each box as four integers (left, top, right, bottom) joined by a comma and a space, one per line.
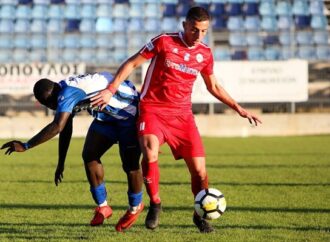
0, 135, 329, 242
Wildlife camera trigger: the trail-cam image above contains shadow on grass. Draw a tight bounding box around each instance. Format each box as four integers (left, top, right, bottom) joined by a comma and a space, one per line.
1, 204, 329, 214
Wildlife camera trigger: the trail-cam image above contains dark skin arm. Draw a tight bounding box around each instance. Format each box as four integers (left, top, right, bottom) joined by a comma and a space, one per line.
55, 115, 73, 186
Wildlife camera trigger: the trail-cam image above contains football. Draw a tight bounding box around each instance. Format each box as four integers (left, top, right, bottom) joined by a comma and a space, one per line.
194, 188, 226, 220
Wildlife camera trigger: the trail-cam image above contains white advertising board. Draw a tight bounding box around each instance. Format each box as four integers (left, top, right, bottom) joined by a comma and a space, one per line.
0, 63, 86, 95
192, 60, 308, 103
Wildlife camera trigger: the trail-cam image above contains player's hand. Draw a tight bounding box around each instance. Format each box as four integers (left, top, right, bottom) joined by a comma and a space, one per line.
90, 89, 113, 110
237, 107, 262, 126
1, 140, 26, 155
54, 164, 64, 186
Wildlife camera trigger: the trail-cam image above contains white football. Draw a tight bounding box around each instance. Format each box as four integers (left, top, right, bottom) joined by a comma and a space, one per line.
194, 188, 226, 220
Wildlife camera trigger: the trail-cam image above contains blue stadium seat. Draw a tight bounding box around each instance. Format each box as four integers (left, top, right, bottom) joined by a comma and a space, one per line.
162, 3, 177, 17
176, 3, 191, 17
96, 48, 112, 63
50, 0, 65, 3
47, 19, 64, 33
0, 35, 13, 49
113, 48, 127, 63
212, 16, 227, 31
114, 0, 129, 3
261, 16, 278, 32
227, 3, 242, 16
128, 17, 144, 32
316, 45, 330, 60
311, 15, 328, 30
292, 0, 309, 16
80, 34, 96, 48
128, 33, 146, 48
31, 34, 47, 49
246, 32, 263, 46
113, 18, 128, 32
295, 15, 311, 29
47, 34, 64, 48
62, 49, 79, 62
247, 47, 264, 60
0, 20, 14, 33
47, 49, 62, 62
227, 16, 244, 31
297, 45, 316, 60
14, 19, 30, 33
112, 4, 129, 18
213, 46, 232, 61
79, 19, 96, 33
65, 19, 80, 32
81, 4, 97, 19
30, 19, 47, 33
113, 33, 127, 48
64, 34, 80, 48
13, 49, 30, 63
244, 16, 261, 31
264, 47, 280, 60
0, 50, 12, 63
65, 0, 81, 3
313, 30, 329, 45
296, 30, 313, 45
280, 46, 295, 60
18, 0, 33, 4
14, 34, 30, 48
16, 5, 32, 19
82, 0, 96, 3
243, 2, 259, 16
0, 5, 16, 19
279, 31, 295, 46
229, 32, 247, 47
209, 3, 226, 16
161, 17, 178, 32
129, 3, 144, 18
80, 48, 96, 63
32, 5, 48, 19
33, 0, 51, 4
276, 1, 292, 16
145, 3, 161, 18
65, 4, 81, 19
30, 49, 47, 62
48, 4, 64, 19
231, 49, 247, 60
96, 4, 112, 17
310, 0, 324, 15
263, 34, 279, 45
1, 0, 18, 4
144, 18, 161, 32
96, 34, 113, 48
259, 1, 275, 16
95, 17, 113, 33
277, 16, 293, 30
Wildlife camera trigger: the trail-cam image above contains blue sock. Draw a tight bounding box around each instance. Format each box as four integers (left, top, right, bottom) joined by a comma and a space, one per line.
127, 191, 143, 207
90, 183, 107, 205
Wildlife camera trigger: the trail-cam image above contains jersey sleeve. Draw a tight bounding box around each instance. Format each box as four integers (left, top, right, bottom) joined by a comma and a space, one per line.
200, 51, 214, 76
57, 87, 86, 114
139, 34, 164, 60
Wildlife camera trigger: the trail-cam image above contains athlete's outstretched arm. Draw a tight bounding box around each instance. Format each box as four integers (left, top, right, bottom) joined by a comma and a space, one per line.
90, 53, 148, 109
1, 112, 72, 155
55, 115, 73, 186
201, 73, 262, 126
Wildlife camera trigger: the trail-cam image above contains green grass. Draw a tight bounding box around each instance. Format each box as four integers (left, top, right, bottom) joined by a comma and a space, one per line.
0, 135, 329, 242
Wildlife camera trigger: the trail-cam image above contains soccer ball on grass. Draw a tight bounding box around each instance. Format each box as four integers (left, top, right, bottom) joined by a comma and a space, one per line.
194, 188, 226, 220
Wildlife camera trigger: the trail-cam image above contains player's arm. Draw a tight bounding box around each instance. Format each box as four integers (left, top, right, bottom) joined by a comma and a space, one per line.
201, 73, 262, 126
90, 53, 148, 109
55, 115, 73, 186
1, 112, 72, 155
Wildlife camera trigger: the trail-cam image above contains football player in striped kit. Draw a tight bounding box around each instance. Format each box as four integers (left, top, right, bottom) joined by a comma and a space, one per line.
1, 72, 143, 232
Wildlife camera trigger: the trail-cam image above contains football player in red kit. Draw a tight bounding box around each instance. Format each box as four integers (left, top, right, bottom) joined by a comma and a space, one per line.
91, 6, 261, 233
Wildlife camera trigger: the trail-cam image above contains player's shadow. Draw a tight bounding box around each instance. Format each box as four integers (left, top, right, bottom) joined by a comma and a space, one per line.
0, 204, 127, 210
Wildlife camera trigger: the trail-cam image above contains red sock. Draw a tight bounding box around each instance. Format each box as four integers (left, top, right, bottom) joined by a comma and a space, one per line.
192, 174, 209, 197
142, 159, 161, 204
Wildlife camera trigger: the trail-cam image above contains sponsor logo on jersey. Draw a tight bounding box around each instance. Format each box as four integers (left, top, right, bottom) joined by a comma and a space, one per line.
196, 53, 203, 63
165, 59, 198, 76
146, 41, 154, 51
184, 53, 190, 61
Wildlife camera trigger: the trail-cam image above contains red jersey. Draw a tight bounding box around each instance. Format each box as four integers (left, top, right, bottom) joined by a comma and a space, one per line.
139, 32, 214, 114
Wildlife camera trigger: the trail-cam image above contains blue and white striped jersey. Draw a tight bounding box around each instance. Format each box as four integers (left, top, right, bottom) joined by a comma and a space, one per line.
57, 72, 139, 122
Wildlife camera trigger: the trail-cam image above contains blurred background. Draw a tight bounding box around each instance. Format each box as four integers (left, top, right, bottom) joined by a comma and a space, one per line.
0, 0, 329, 138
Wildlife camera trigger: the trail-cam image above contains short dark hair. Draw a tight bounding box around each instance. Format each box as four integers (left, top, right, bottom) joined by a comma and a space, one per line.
186, 6, 210, 22
33, 78, 55, 104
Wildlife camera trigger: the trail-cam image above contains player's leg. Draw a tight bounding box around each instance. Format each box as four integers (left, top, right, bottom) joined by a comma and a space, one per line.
82, 121, 114, 226
116, 123, 144, 232
137, 113, 164, 229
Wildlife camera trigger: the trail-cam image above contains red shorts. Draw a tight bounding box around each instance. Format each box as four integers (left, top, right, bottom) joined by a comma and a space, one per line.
137, 112, 205, 160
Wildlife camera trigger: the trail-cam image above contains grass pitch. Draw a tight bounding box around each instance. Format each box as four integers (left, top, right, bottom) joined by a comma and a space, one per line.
0, 135, 329, 242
